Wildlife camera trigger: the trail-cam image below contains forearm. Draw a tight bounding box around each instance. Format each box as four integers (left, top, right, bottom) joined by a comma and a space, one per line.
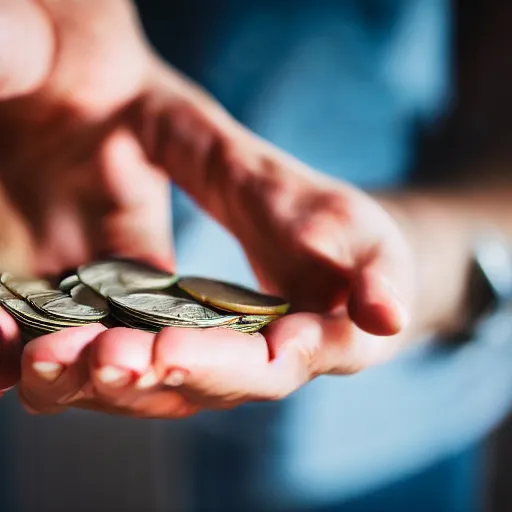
377, 184, 512, 339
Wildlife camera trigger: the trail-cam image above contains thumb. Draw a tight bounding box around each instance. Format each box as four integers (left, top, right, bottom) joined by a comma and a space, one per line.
347, 237, 413, 336
95, 129, 176, 273
0, 0, 55, 99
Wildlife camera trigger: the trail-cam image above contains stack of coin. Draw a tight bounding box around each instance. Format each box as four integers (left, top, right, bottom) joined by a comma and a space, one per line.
0, 273, 109, 340
0, 259, 289, 340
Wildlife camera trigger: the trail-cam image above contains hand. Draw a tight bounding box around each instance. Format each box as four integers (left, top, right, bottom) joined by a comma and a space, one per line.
0, 0, 415, 417
0, 0, 175, 392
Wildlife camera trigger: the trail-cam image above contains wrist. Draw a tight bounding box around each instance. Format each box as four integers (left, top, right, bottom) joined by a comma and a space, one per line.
375, 192, 473, 338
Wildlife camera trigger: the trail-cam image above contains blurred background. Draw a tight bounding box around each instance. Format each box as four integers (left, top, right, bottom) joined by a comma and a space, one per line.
3, 0, 512, 510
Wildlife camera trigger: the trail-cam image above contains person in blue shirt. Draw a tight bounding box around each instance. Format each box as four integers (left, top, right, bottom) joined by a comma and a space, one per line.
1, 1, 512, 511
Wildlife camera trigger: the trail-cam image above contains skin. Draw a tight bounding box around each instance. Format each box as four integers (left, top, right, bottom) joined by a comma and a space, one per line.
0, 0, 510, 416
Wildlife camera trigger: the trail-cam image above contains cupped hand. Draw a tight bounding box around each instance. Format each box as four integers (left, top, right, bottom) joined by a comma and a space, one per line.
0, 0, 415, 416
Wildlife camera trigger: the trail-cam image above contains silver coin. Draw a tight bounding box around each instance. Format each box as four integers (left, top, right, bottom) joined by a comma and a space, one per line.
0, 283, 16, 300
78, 259, 178, 297
59, 274, 81, 292
1, 273, 54, 299
29, 292, 107, 322
109, 292, 240, 327
0, 296, 84, 329
109, 306, 197, 328
230, 323, 266, 334
26, 291, 65, 303
109, 311, 160, 333
237, 314, 280, 324
70, 284, 109, 311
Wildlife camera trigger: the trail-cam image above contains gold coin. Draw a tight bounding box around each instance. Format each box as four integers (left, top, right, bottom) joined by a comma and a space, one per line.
177, 277, 289, 315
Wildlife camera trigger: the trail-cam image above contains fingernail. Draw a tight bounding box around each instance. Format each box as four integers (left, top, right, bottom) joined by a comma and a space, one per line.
376, 275, 409, 330
386, 290, 409, 331
32, 362, 64, 382
58, 389, 86, 405
163, 369, 187, 387
135, 370, 159, 390
96, 366, 132, 388
392, 298, 409, 331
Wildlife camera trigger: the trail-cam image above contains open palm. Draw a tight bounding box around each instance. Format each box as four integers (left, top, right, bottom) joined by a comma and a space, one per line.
0, 0, 414, 415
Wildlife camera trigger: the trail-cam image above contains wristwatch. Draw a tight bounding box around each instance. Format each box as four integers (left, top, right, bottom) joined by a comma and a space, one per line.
457, 230, 512, 341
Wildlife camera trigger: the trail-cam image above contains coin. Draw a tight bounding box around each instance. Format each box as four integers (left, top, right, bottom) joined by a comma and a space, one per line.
1, 273, 54, 299
29, 292, 108, 322
78, 259, 178, 297
59, 274, 81, 292
108, 291, 240, 328
238, 314, 280, 324
0, 296, 84, 330
177, 277, 289, 315
0, 259, 286, 338
70, 284, 109, 311
0, 284, 15, 301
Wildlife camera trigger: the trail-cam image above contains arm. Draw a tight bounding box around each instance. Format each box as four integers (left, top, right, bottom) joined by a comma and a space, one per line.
0, 0, 507, 416
379, 184, 512, 339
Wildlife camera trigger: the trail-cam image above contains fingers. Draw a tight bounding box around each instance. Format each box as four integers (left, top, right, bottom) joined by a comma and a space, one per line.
142, 326, 307, 406
0, 308, 21, 391
94, 128, 176, 272
88, 326, 302, 415
264, 312, 404, 378
0, 0, 55, 99
20, 324, 284, 417
20, 324, 106, 413
17, 314, 384, 417
89, 328, 154, 408
343, 197, 415, 337
152, 327, 279, 403
87, 327, 196, 417
92, 325, 314, 412
87, 326, 288, 416
347, 240, 413, 336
